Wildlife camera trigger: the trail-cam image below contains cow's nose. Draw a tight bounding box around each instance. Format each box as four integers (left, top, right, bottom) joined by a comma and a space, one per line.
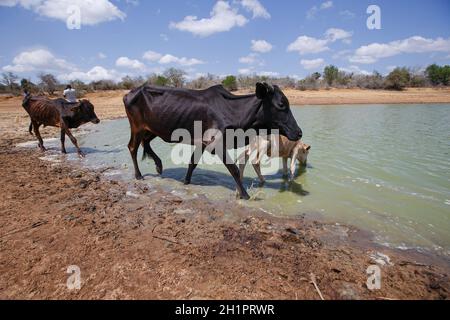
93, 118, 100, 124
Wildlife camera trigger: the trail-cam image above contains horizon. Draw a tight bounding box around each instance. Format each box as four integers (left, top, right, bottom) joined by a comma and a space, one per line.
1, 0, 449, 83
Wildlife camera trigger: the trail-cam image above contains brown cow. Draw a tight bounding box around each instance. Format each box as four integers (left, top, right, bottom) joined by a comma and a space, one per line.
22, 95, 100, 157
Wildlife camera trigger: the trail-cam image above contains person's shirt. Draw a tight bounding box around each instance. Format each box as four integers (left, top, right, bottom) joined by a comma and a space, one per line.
63, 88, 77, 103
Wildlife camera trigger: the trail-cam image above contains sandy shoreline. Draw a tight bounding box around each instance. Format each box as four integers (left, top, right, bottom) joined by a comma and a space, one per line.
0, 88, 449, 299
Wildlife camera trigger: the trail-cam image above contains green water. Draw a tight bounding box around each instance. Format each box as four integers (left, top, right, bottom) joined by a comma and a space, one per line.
30, 104, 450, 254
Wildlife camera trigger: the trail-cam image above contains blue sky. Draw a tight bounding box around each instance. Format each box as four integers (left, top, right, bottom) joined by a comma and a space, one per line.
0, 0, 449, 83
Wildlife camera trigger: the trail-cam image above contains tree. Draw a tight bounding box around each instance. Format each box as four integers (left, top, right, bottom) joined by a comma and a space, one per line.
20, 78, 35, 93
222, 75, 238, 91
1, 72, 19, 93
38, 73, 58, 95
148, 74, 169, 86
120, 76, 136, 90
384, 67, 411, 90
426, 64, 450, 86
163, 68, 186, 88
323, 65, 339, 86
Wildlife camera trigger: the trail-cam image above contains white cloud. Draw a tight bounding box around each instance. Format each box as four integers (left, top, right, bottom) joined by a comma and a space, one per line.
160, 33, 169, 41
340, 65, 371, 75
251, 39, 273, 53
98, 52, 107, 59
142, 50, 163, 62
239, 0, 270, 19
350, 36, 450, 64
158, 54, 204, 66
143, 50, 204, 66
115, 56, 145, 69
287, 36, 329, 55
238, 68, 254, 75
339, 10, 355, 19
2, 48, 74, 73
239, 53, 259, 64
0, 0, 126, 26
300, 58, 325, 70
307, 1, 333, 19
325, 28, 353, 44
58, 66, 122, 82
257, 71, 279, 77
169, 1, 248, 37
320, 1, 333, 9
288, 28, 353, 56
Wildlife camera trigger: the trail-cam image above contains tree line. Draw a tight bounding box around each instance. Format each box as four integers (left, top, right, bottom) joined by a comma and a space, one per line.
1, 64, 449, 97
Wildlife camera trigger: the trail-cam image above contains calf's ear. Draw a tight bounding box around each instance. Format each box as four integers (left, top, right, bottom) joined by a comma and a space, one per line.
306, 145, 311, 151
256, 82, 268, 99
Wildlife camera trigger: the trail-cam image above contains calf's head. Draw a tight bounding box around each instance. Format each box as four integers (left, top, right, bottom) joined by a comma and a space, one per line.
256, 82, 302, 141
73, 100, 100, 124
296, 142, 311, 166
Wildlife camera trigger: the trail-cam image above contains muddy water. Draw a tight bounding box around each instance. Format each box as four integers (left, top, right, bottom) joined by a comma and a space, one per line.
20, 104, 450, 256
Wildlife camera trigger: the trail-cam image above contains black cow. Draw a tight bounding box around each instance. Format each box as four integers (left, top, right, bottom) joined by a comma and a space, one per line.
123, 83, 302, 199
22, 95, 100, 157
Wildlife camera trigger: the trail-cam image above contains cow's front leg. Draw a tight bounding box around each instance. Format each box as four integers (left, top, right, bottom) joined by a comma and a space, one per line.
64, 127, 85, 157
129, 131, 144, 180
60, 128, 67, 154
31, 121, 46, 152
220, 148, 250, 200
184, 145, 205, 185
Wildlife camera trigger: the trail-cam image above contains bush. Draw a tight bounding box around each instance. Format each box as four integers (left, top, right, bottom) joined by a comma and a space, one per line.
222, 75, 238, 91
426, 64, 450, 86
384, 67, 411, 90
323, 65, 339, 86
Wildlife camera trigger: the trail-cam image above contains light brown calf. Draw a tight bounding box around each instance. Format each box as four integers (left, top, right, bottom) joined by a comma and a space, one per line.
238, 135, 311, 184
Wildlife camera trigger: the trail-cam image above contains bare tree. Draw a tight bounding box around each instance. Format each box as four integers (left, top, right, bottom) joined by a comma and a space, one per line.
163, 68, 187, 88
38, 73, 59, 95
1, 72, 19, 93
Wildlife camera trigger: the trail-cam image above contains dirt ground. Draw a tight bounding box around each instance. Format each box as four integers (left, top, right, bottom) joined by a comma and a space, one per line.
0, 89, 449, 299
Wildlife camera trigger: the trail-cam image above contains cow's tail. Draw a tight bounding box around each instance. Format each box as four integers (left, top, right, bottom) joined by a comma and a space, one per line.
28, 122, 33, 135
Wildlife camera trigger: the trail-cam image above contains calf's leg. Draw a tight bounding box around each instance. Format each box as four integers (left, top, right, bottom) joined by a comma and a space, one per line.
252, 163, 266, 185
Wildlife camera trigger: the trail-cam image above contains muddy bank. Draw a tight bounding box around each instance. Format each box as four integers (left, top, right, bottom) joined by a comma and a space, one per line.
0, 142, 448, 299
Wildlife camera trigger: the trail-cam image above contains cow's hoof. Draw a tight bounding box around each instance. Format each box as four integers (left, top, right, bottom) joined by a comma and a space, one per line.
240, 193, 251, 200
78, 152, 86, 158
61, 150, 67, 154
258, 180, 266, 187
156, 166, 163, 175
135, 175, 144, 180
39, 146, 47, 152
183, 179, 191, 185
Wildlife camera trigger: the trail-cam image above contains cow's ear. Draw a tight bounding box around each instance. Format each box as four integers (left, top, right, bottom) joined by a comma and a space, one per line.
256, 82, 268, 99
70, 105, 81, 113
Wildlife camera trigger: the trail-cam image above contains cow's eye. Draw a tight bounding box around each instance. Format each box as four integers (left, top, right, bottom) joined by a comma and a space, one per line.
278, 103, 285, 109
